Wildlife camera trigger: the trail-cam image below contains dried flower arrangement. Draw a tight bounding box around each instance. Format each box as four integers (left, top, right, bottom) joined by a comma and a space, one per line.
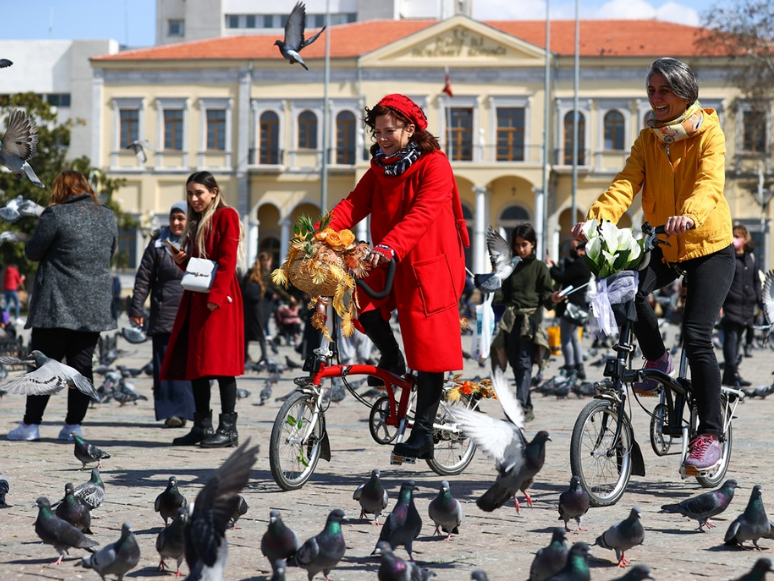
444, 374, 498, 403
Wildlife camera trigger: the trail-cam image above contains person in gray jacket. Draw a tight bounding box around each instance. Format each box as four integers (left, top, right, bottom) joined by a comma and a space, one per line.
129, 201, 195, 428
8, 170, 117, 441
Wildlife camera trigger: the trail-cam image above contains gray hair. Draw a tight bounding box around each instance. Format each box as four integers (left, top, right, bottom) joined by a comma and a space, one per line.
646, 58, 699, 104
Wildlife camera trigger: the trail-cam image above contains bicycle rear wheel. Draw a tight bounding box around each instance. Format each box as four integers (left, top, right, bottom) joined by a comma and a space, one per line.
426, 393, 478, 476
570, 398, 633, 507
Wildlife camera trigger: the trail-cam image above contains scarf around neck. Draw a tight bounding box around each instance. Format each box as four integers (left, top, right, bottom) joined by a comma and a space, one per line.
646, 100, 704, 153
373, 141, 422, 177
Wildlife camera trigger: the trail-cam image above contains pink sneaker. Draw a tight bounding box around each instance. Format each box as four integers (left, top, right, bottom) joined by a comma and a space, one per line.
633, 352, 673, 396
684, 434, 722, 471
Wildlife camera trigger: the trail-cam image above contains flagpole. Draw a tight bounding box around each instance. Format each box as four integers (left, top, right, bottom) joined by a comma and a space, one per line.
571, 0, 580, 227
320, 0, 331, 213
540, 0, 551, 258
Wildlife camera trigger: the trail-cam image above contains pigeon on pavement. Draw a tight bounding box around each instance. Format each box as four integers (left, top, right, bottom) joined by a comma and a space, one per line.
733, 558, 774, 581
72, 467, 105, 510
0, 472, 8, 505
372, 540, 436, 581
34, 497, 99, 565
126, 138, 154, 163
72, 433, 110, 470
558, 475, 590, 532
81, 521, 140, 581
0, 109, 45, 187
261, 509, 301, 574
595, 507, 645, 568
529, 528, 569, 581
184, 439, 260, 581
543, 542, 591, 581
471, 572, 490, 581
353, 468, 389, 525
428, 480, 462, 540
0, 350, 99, 399
609, 564, 654, 581
274, 2, 326, 71
292, 508, 348, 581
0, 230, 30, 246
55, 483, 93, 535
374, 481, 422, 561
286, 355, 302, 370
259, 380, 272, 405
725, 485, 772, 549
660, 478, 739, 532
228, 494, 249, 529
155, 476, 188, 526
156, 506, 187, 576
474, 226, 521, 293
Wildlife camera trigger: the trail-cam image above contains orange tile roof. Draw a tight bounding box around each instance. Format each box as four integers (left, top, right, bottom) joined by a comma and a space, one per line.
92, 18, 717, 62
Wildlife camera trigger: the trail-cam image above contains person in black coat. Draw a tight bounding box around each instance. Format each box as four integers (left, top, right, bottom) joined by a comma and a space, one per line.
721, 224, 762, 386
547, 239, 592, 379
242, 256, 268, 364
129, 202, 195, 427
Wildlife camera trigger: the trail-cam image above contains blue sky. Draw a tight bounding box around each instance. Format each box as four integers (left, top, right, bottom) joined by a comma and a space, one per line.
0, 0, 711, 48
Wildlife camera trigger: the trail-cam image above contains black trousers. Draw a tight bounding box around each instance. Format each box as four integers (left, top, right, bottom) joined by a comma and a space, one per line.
721, 320, 746, 385
23, 328, 100, 426
634, 244, 735, 435
152, 333, 195, 421
505, 328, 535, 411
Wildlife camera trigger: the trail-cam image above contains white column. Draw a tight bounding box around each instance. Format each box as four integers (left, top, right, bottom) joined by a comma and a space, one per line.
356, 218, 368, 243
279, 219, 291, 266
473, 185, 488, 273
247, 218, 259, 266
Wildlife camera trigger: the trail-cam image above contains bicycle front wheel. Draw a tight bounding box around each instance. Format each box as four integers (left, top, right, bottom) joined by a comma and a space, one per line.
426, 394, 478, 476
570, 398, 634, 507
269, 391, 326, 491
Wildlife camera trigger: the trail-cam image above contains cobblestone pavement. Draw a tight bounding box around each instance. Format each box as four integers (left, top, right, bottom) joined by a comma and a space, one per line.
1, 316, 774, 581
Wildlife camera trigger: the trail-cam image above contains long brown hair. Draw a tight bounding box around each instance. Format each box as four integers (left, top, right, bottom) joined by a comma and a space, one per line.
48, 170, 98, 206
364, 104, 440, 158
248, 255, 266, 294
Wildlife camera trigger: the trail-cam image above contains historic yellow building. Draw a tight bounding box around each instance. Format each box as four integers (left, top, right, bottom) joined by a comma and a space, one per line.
90, 15, 768, 272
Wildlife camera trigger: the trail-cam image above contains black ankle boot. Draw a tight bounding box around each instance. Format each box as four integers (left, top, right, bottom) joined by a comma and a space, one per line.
172, 411, 214, 446
200, 413, 239, 448
575, 363, 586, 380
392, 372, 443, 460
359, 310, 406, 387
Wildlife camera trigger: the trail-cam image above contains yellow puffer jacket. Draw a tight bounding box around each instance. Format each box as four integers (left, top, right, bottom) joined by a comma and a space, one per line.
587, 109, 732, 263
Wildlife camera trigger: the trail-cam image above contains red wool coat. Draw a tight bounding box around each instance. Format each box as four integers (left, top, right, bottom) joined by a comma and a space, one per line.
161, 207, 245, 380
328, 150, 467, 373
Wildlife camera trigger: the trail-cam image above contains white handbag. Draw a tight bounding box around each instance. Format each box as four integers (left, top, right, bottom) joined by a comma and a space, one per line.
181, 257, 218, 293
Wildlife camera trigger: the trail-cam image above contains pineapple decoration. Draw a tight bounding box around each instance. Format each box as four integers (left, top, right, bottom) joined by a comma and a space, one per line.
272, 212, 371, 340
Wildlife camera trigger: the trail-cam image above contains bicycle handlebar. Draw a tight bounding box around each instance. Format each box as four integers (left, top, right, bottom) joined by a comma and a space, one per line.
356, 257, 396, 300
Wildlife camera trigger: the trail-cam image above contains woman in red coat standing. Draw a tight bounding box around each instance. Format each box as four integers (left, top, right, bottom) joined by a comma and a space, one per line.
328, 94, 469, 460
161, 171, 245, 448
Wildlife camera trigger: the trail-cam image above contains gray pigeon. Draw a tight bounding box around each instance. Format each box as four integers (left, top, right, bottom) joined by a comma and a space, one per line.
73, 468, 105, 510
0, 110, 44, 187
558, 475, 590, 532
733, 558, 774, 581
0, 350, 99, 399
0, 230, 30, 246
261, 509, 301, 574
126, 138, 154, 163
228, 494, 249, 529
55, 483, 93, 535
595, 507, 645, 568
0, 59, 12, 68
428, 480, 462, 540
72, 433, 110, 470
293, 508, 348, 581
529, 528, 569, 581
156, 506, 187, 576
17, 196, 44, 217
610, 564, 654, 581
374, 481, 422, 561
660, 478, 739, 531
473, 226, 521, 292
372, 540, 436, 581
472, 572, 490, 581
353, 468, 389, 525
81, 522, 140, 581
259, 381, 272, 405
271, 563, 287, 581
0, 472, 7, 505
0, 195, 21, 222
725, 485, 772, 549
34, 496, 99, 565
184, 439, 260, 581
274, 2, 326, 71
544, 542, 591, 581
155, 476, 188, 526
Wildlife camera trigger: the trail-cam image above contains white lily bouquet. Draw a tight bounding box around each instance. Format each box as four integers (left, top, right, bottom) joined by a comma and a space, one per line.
581, 219, 643, 278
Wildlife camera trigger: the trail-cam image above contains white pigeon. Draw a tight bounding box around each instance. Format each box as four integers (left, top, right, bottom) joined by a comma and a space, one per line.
126, 139, 154, 164
0, 230, 30, 246
0, 110, 45, 188
0, 350, 99, 399
17, 196, 44, 217
0, 195, 22, 222
474, 226, 521, 293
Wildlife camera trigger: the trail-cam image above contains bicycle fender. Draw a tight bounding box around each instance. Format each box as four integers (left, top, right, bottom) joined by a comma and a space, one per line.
630, 439, 646, 477
320, 429, 331, 462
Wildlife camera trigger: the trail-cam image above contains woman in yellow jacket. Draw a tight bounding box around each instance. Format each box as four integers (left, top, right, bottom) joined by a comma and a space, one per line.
572, 58, 734, 473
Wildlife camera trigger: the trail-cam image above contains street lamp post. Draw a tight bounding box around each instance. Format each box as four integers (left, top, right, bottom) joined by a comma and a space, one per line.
320, 0, 331, 214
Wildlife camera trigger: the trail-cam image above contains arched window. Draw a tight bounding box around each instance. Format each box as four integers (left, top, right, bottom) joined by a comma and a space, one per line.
298, 110, 317, 150
336, 111, 356, 164
259, 111, 279, 164
563, 111, 585, 165
499, 205, 530, 247
604, 110, 625, 150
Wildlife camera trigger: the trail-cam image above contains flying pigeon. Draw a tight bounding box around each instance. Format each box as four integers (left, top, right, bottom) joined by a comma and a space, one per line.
609, 565, 654, 581
428, 480, 462, 540
353, 468, 389, 525
293, 509, 348, 581
81, 522, 140, 581
0, 472, 8, 505
558, 475, 590, 532
761, 270, 774, 343
184, 439, 260, 581
372, 540, 436, 581
34, 497, 99, 565
725, 485, 772, 549
529, 528, 569, 581
154, 476, 188, 526
733, 559, 774, 581
0, 59, 12, 68
274, 2, 326, 71
126, 139, 154, 164
474, 226, 521, 293
120, 324, 147, 344
261, 509, 302, 575
374, 481, 422, 561
156, 506, 187, 576
72, 433, 110, 470
543, 542, 591, 581
660, 478, 739, 532
0, 109, 45, 187
72, 468, 106, 510
0, 230, 30, 246
228, 494, 249, 529
55, 483, 93, 535
17, 195, 44, 217
595, 507, 645, 568
0, 350, 99, 399
445, 368, 550, 512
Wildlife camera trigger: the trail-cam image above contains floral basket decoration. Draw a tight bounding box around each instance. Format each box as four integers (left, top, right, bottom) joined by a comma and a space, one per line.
444, 374, 498, 403
271, 213, 371, 340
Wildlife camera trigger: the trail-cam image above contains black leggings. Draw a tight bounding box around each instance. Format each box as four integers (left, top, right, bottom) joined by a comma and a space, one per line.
191, 376, 237, 415
634, 244, 735, 435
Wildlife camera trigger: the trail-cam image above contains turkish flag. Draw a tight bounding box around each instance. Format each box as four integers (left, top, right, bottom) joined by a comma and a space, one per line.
442, 70, 453, 97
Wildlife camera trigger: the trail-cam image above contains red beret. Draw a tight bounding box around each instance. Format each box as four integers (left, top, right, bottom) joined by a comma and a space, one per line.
377, 94, 428, 131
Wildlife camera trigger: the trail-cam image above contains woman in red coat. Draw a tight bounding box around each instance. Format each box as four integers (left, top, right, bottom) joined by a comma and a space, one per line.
161, 171, 245, 448
328, 94, 469, 460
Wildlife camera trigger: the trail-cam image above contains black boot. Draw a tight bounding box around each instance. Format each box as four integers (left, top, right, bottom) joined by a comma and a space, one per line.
392, 372, 443, 460
200, 413, 239, 448
172, 411, 214, 446
722, 365, 736, 387
359, 310, 406, 387
575, 363, 586, 380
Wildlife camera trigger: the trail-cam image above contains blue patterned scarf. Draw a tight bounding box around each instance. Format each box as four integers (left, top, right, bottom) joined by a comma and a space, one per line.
373, 142, 422, 177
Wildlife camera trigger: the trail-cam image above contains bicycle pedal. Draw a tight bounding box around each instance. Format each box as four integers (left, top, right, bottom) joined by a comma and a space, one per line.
390, 452, 415, 465
683, 465, 699, 476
